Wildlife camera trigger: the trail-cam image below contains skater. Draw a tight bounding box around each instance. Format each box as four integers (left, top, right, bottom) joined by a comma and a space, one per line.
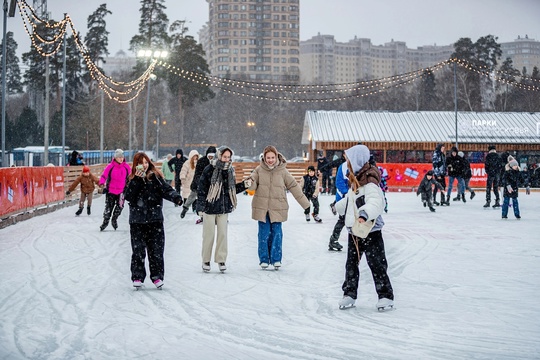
328, 158, 348, 251
196, 146, 249, 272
378, 165, 389, 213
161, 153, 175, 185
316, 151, 331, 194
416, 170, 444, 212
432, 144, 447, 206
484, 145, 503, 208
458, 151, 475, 200
124, 152, 183, 289
168, 149, 187, 195
500, 158, 529, 219
299, 165, 322, 222
68, 150, 84, 166
182, 145, 217, 223
335, 144, 394, 311
98, 149, 132, 231
248, 145, 310, 270
446, 146, 465, 205
179, 150, 199, 218
66, 165, 100, 215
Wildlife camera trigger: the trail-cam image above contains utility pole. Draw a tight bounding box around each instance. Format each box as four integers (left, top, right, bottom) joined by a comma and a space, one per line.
61, 14, 66, 165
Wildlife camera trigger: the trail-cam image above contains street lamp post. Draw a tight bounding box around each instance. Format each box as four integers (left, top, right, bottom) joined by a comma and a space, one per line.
137, 49, 168, 154
153, 116, 166, 159
247, 121, 256, 157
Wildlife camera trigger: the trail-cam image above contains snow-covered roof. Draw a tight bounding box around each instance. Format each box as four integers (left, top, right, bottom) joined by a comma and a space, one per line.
302, 110, 540, 145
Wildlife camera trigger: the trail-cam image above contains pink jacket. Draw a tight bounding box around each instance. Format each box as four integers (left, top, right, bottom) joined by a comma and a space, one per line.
99, 159, 132, 195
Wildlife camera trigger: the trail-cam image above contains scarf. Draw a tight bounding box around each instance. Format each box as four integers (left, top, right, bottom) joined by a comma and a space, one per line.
206, 160, 237, 209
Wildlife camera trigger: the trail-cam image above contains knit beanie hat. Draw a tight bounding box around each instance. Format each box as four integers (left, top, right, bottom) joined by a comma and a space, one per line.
82, 165, 90, 173
114, 149, 124, 158
488, 145, 496, 151
508, 159, 519, 168
307, 165, 315, 172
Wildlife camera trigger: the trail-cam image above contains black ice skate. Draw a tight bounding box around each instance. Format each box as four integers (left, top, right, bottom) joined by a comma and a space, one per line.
75, 207, 83, 216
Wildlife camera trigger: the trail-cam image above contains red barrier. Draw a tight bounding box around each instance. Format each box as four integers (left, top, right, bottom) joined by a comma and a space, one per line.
378, 163, 487, 190
0, 167, 64, 218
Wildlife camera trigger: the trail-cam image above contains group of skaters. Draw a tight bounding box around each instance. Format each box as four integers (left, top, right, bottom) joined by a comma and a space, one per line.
417, 143, 530, 219
64, 143, 394, 310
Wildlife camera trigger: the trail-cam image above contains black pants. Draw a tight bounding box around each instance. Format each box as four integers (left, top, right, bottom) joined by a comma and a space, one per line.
421, 192, 434, 208
331, 214, 345, 239
130, 222, 165, 282
305, 196, 320, 215
103, 193, 123, 223
433, 176, 446, 200
486, 174, 500, 202
321, 172, 330, 191
174, 172, 182, 194
342, 230, 393, 301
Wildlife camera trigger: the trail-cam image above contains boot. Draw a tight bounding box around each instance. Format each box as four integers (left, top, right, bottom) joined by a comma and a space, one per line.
483, 201, 490, 208
75, 207, 83, 216
100, 220, 109, 231
492, 200, 501, 208
439, 193, 446, 206
329, 234, 343, 251
87, 206, 91, 215
470, 191, 476, 200
111, 217, 118, 230
180, 206, 188, 219
452, 194, 461, 201
461, 194, 466, 203
433, 193, 440, 206
429, 206, 436, 212
312, 213, 322, 223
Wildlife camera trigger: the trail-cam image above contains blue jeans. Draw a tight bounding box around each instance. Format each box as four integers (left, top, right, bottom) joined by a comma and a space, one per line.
446, 176, 465, 197
258, 214, 283, 265
502, 197, 520, 218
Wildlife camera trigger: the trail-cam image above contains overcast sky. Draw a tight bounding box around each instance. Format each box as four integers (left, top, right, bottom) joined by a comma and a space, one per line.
3, 0, 540, 58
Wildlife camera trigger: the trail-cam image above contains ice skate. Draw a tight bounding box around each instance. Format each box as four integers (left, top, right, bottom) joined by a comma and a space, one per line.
429, 206, 436, 212
483, 201, 490, 208
87, 206, 91, 215
180, 207, 188, 219
461, 195, 466, 203
111, 218, 118, 230
273, 261, 281, 270
312, 213, 322, 223
516, 215, 521, 219
133, 280, 143, 290
218, 263, 227, 272
338, 296, 356, 310
305, 213, 311, 222
330, 202, 337, 215
202, 262, 211, 272
470, 191, 476, 200
99, 221, 108, 231
452, 195, 461, 201
153, 279, 164, 289
260, 262, 269, 270
492, 200, 501, 208
376, 298, 394, 312
423, 201, 427, 207
75, 207, 83, 216
196, 218, 203, 225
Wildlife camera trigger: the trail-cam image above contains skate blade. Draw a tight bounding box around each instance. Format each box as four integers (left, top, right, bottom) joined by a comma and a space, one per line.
377, 305, 394, 312
339, 304, 355, 310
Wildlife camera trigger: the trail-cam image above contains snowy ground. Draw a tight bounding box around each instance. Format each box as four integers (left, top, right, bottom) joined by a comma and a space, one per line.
0, 190, 539, 360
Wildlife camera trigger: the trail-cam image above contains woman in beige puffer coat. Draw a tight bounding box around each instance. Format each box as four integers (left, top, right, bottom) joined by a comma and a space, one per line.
249, 145, 310, 270
179, 150, 200, 200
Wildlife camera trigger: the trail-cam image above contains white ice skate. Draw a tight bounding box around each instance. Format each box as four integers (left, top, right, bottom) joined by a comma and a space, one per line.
202, 262, 211, 272
218, 262, 227, 272
133, 280, 143, 290
338, 296, 356, 310
376, 298, 394, 312
153, 279, 164, 290
273, 261, 281, 270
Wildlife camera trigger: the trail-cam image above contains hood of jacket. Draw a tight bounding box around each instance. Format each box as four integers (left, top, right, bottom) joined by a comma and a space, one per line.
344, 145, 370, 174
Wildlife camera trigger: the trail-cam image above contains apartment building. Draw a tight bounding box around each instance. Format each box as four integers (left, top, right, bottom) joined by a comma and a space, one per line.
500, 35, 540, 74
299, 34, 453, 84
201, 0, 300, 83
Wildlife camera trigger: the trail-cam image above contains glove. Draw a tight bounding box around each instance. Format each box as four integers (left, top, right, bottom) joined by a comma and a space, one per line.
65, 190, 71, 195
243, 178, 252, 188
304, 207, 310, 215
177, 198, 184, 207
312, 194, 317, 199
526, 186, 530, 195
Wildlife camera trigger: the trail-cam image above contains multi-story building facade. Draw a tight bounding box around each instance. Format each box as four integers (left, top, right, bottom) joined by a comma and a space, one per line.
201, 0, 300, 83
500, 35, 540, 74
299, 34, 454, 84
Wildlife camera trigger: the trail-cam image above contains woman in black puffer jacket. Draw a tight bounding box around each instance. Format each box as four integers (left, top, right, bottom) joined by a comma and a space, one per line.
124, 152, 183, 290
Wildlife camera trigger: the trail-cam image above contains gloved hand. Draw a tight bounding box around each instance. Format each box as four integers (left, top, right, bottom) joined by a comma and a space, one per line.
177, 198, 184, 207
526, 186, 530, 195
65, 190, 71, 195
312, 194, 317, 199
243, 178, 252, 188
304, 207, 310, 215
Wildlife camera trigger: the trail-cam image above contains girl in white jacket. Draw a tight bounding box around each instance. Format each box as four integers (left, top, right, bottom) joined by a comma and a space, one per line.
335, 145, 394, 311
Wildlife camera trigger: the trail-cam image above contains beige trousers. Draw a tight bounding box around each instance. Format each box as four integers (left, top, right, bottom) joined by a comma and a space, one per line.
201, 213, 229, 263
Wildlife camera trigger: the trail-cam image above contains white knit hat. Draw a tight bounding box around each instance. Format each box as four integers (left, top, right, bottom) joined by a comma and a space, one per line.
114, 149, 124, 158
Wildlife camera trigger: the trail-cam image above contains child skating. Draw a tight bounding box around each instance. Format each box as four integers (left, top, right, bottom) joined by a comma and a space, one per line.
66, 165, 100, 216
416, 170, 444, 212
299, 165, 322, 222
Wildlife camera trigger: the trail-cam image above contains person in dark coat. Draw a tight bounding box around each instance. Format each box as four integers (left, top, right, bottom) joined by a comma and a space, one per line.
316, 151, 331, 194
445, 146, 465, 205
299, 165, 321, 222
458, 151, 476, 200
432, 144, 447, 206
68, 150, 84, 166
484, 145, 503, 208
183, 145, 217, 224
168, 149, 187, 194
196, 146, 249, 272
500, 158, 529, 219
416, 170, 444, 212
124, 152, 183, 289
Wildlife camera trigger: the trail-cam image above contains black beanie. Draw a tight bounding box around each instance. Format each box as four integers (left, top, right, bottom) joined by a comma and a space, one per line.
206, 146, 217, 156
176, 149, 183, 156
